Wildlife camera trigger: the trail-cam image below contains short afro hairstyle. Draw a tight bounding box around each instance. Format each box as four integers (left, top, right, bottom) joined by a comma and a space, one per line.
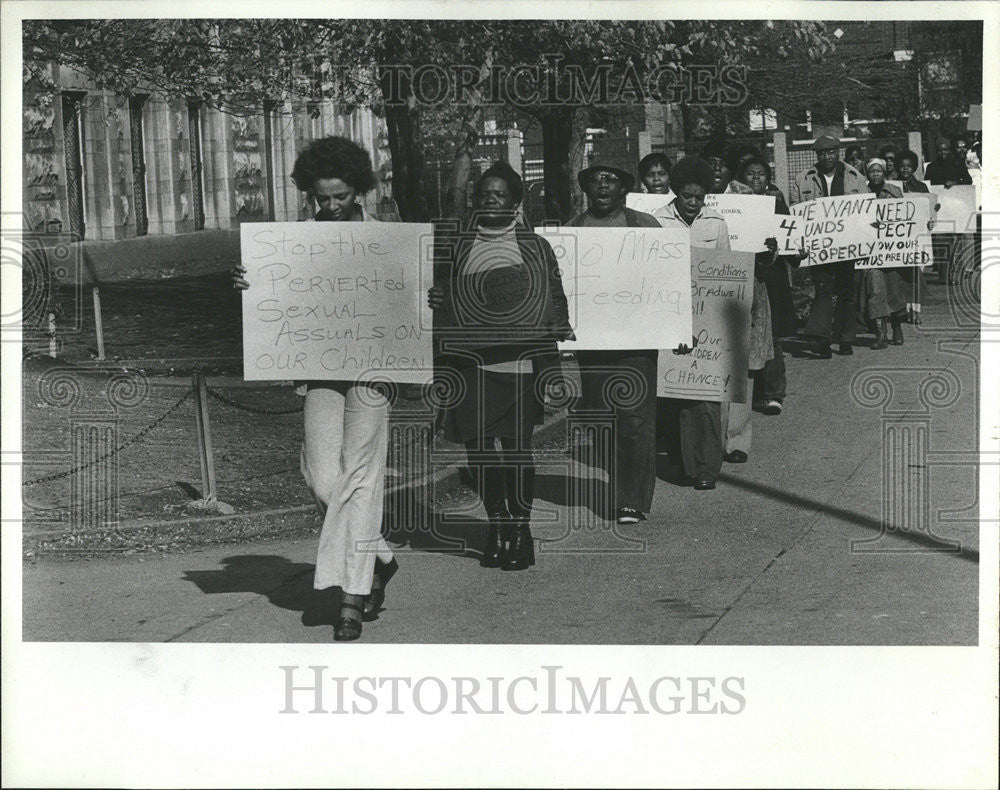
739, 154, 772, 182
291, 136, 376, 194
897, 149, 920, 169
670, 156, 715, 193
638, 152, 672, 177
475, 161, 523, 205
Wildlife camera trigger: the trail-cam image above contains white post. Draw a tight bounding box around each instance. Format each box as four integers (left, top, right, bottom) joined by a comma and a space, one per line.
47, 312, 57, 358
92, 286, 106, 360
772, 132, 790, 199
908, 131, 924, 174
637, 131, 652, 159
506, 129, 522, 175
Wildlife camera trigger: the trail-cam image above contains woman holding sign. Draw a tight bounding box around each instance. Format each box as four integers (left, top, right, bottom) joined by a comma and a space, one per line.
857, 158, 907, 349
652, 156, 730, 490
741, 155, 808, 417
232, 136, 398, 642
429, 163, 575, 570
896, 149, 930, 325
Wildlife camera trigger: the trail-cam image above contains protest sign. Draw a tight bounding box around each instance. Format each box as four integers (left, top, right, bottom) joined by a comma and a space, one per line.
967, 104, 982, 131
931, 185, 978, 234
538, 226, 692, 350
240, 221, 434, 383
856, 196, 933, 269
775, 194, 935, 267
702, 193, 778, 253
774, 194, 879, 263
626, 192, 675, 214
657, 248, 754, 403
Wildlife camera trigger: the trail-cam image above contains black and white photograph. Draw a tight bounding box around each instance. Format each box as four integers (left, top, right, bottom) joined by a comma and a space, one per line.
3, 0, 997, 787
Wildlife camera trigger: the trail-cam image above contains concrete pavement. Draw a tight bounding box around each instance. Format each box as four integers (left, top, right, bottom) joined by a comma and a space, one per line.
22, 285, 982, 644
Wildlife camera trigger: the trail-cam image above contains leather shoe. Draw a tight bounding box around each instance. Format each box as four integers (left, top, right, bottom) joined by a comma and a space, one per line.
724, 450, 748, 464
694, 477, 716, 490
501, 523, 535, 570
480, 522, 508, 568
838, 342, 854, 355
810, 339, 832, 359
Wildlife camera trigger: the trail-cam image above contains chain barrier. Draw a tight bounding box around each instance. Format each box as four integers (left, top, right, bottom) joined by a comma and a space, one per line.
205, 386, 304, 415
24, 388, 194, 486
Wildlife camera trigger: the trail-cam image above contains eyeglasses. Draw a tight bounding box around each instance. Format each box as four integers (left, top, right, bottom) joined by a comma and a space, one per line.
588, 173, 621, 185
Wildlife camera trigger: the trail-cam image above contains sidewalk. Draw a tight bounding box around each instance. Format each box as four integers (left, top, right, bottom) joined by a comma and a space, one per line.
21, 280, 982, 644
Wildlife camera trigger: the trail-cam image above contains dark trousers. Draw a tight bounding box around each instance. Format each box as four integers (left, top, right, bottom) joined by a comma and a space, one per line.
466, 417, 535, 520
575, 349, 657, 513
804, 261, 857, 343
676, 400, 723, 482
753, 337, 786, 404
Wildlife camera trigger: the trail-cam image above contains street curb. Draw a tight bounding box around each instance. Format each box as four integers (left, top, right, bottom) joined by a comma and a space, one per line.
24, 409, 570, 558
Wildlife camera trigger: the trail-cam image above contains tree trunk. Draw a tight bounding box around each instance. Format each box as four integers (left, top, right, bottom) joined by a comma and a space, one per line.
379, 67, 429, 222
567, 107, 589, 219
541, 108, 575, 223
443, 108, 483, 225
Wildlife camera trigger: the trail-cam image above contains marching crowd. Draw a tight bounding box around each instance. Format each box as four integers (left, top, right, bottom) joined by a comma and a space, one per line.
234, 129, 979, 641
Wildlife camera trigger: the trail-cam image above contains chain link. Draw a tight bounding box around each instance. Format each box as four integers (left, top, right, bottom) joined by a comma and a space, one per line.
24, 388, 194, 486
205, 386, 304, 415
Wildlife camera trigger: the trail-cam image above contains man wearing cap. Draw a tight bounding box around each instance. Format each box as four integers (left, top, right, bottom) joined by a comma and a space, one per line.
566, 162, 662, 524
790, 135, 868, 357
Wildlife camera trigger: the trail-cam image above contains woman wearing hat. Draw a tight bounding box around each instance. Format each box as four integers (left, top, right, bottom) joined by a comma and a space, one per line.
566, 162, 665, 524
429, 162, 575, 569
651, 156, 731, 490
857, 158, 906, 349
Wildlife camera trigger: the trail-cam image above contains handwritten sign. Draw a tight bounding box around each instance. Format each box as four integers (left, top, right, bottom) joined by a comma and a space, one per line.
626, 192, 675, 214
538, 226, 692, 350
858, 197, 932, 269
931, 185, 977, 234
657, 248, 754, 403
240, 222, 435, 383
775, 194, 934, 267
702, 193, 777, 253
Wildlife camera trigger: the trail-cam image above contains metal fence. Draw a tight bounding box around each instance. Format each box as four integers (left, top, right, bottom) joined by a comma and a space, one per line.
784, 135, 909, 197
424, 129, 917, 222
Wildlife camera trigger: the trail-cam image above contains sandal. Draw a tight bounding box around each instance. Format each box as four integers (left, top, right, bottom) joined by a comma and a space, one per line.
334, 594, 365, 642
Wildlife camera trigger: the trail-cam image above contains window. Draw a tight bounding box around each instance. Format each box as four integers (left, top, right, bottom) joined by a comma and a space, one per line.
187, 100, 206, 230
128, 95, 149, 236
61, 92, 86, 240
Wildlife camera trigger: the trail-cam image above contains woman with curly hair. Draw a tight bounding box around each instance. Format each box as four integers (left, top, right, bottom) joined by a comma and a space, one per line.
233, 136, 397, 642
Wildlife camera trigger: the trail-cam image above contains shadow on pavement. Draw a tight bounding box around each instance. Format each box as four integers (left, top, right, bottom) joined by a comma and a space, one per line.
182, 555, 340, 627
719, 474, 979, 561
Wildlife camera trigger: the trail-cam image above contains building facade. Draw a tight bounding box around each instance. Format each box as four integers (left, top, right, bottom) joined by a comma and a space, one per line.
23, 62, 397, 247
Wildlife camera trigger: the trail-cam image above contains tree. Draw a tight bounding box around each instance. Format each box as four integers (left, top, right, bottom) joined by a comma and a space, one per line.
24, 19, 837, 224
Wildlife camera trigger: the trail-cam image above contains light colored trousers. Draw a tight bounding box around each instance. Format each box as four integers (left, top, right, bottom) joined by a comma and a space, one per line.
301, 384, 394, 595
721, 398, 752, 455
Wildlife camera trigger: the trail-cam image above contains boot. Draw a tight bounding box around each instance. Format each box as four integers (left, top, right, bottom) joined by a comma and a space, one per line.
481, 509, 510, 568
871, 318, 888, 350
501, 522, 535, 571
890, 315, 904, 345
